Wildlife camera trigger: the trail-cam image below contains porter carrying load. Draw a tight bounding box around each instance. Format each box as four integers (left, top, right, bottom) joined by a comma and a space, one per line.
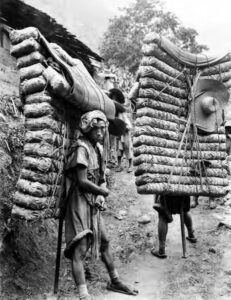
133, 33, 230, 197
9, 27, 126, 220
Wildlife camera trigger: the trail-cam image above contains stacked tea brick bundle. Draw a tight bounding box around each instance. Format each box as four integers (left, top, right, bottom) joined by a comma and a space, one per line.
10, 28, 66, 220
134, 33, 231, 196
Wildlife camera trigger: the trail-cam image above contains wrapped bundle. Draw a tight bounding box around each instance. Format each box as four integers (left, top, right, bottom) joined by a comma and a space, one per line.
20, 76, 47, 95
10, 27, 117, 119
10, 28, 66, 220
16, 51, 45, 69
24, 103, 55, 118
134, 32, 231, 197
10, 38, 41, 58
19, 63, 45, 81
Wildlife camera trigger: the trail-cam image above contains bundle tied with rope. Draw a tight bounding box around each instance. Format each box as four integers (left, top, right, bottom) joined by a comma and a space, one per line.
9, 27, 120, 221
134, 32, 231, 197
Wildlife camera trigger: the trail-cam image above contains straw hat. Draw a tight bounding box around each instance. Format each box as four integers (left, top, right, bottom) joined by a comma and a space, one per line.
191, 79, 229, 133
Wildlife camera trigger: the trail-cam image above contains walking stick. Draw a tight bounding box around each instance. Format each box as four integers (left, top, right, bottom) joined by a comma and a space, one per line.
53, 175, 67, 295
54, 215, 64, 294
180, 199, 187, 258
53, 175, 73, 295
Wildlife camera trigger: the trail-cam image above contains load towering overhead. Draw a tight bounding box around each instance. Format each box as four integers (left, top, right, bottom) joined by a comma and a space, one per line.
133, 33, 231, 197
9, 27, 124, 220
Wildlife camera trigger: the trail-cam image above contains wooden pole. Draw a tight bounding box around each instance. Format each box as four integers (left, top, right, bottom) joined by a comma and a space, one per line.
54, 216, 64, 295
180, 199, 187, 258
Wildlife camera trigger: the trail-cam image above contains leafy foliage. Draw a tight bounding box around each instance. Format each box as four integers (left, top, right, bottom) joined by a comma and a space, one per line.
100, 0, 208, 73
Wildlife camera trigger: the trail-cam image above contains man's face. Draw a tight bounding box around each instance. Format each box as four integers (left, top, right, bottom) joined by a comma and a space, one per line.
89, 121, 106, 144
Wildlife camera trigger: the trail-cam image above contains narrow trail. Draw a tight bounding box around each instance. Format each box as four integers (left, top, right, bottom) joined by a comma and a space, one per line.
95, 171, 231, 300
54, 170, 231, 300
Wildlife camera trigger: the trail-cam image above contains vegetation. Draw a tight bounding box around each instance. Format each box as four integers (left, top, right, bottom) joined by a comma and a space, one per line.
100, 0, 208, 73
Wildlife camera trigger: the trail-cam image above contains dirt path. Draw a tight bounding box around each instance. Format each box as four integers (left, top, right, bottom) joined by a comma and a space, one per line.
40, 170, 231, 300
93, 171, 231, 300
2, 166, 231, 300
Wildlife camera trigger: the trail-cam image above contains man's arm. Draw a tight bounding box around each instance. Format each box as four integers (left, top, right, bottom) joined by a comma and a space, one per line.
76, 165, 109, 197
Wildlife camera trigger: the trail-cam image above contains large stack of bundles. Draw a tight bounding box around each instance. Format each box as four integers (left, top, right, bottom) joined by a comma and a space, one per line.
10, 27, 118, 220
133, 33, 231, 197
9, 28, 66, 220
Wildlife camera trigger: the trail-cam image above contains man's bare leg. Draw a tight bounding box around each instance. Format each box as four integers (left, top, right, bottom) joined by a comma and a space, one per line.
127, 158, 133, 173
209, 197, 217, 209
190, 196, 199, 208
100, 218, 138, 295
184, 212, 197, 243
151, 213, 168, 258
116, 155, 123, 171
72, 237, 91, 300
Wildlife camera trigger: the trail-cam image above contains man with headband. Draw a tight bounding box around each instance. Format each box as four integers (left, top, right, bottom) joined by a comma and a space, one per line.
63, 110, 138, 299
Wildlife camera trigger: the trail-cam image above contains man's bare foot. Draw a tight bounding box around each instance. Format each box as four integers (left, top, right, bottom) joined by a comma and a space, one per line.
209, 198, 217, 209
127, 166, 133, 173
107, 280, 138, 296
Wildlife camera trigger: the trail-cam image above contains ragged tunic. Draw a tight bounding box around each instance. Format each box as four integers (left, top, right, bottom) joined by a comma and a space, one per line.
64, 137, 104, 259
159, 194, 190, 214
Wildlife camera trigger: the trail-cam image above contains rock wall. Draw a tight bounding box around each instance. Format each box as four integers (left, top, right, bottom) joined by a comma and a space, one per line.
0, 47, 58, 298
0, 46, 22, 244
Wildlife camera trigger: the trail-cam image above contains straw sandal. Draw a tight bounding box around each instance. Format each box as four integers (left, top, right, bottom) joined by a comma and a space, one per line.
150, 248, 167, 259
